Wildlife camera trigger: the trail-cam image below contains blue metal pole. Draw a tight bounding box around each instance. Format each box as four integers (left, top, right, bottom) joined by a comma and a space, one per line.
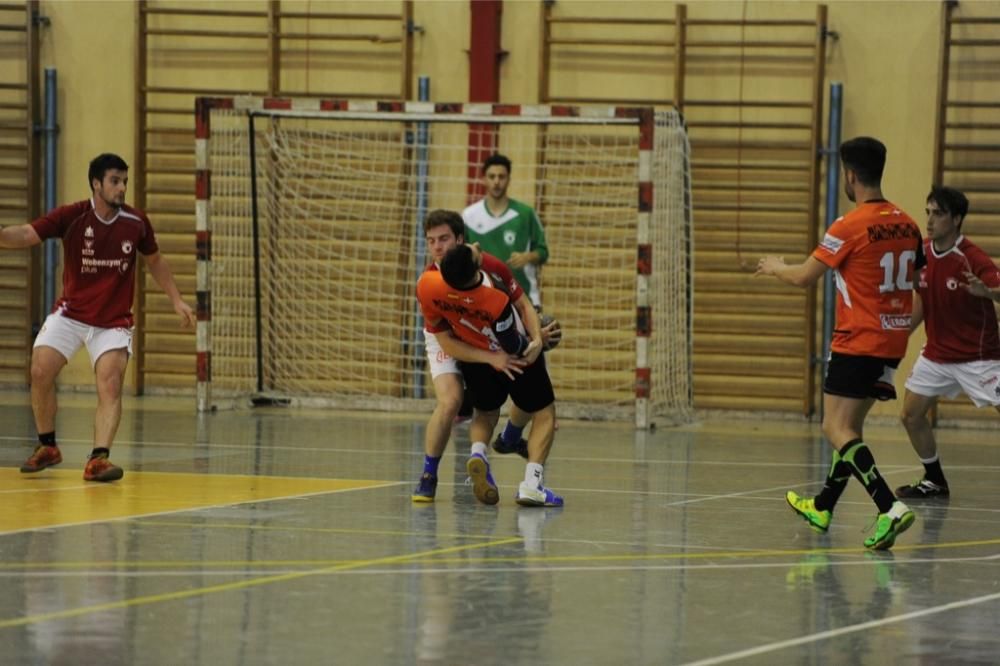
820, 82, 843, 421
412, 76, 431, 398
43, 68, 58, 315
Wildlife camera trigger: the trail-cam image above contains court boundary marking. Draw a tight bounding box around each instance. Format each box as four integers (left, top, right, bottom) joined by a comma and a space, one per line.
680, 590, 1000, 666
0, 480, 405, 537
0, 535, 523, 630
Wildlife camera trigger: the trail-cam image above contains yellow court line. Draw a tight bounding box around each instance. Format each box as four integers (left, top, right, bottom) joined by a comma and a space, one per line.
127, 519, 505, 541
406, 537, 1000, 566
3, 537, 998, 572
0, 536, 524, 630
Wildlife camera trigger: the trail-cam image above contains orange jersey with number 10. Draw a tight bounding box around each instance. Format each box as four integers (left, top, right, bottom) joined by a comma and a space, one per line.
813, 201, 922, 358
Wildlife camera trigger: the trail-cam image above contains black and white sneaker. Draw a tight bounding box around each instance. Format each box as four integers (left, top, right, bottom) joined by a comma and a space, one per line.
492, 434, 529, 459
895, 478, 950, 499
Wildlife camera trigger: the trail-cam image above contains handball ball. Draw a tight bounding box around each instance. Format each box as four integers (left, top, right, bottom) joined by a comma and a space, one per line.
540, 314, 561, 351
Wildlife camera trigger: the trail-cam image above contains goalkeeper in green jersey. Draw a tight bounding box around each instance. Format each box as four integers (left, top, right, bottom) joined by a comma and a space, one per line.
462, 154, 549, 310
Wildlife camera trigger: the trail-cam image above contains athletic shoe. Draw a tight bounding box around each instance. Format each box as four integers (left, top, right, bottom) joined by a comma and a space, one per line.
492, 434, 529, 459
515, 482, 564, 507
83, 453, 124, 482
411, 473, 438, 503
20, 445, 62, 473
864, 501, 915, 550
785, 491, 831, 533
466, 453, 499, 505
895, 478, 949, 499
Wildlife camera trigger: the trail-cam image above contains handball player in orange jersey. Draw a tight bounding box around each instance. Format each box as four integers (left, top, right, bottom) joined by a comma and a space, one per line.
756, 137, 922, 549
417, 235, 562, 507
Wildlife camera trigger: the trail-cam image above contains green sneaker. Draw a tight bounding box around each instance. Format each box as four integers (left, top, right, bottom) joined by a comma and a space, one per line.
786, 491, 831, 533
864, 502, 915, 550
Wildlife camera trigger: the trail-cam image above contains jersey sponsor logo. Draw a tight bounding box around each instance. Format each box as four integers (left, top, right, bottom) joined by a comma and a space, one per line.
819, 233, 844, 255
122, 240, 133, 254
432, 297, 495, 323
866, 222, 920, 243
979, 374, 998, 388
85, 239, 94, 250
880, 314, 911, 330
80, 256, 127, 275
946, 277, 958, 290
503, 230, 516, 246
85, 225, 94, 238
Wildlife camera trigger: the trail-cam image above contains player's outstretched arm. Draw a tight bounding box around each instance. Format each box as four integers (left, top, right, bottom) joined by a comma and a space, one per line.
755, 255, 827, 288
961, 271, 1000, 303
0, 224, 42, 250
144, 251, 195, 327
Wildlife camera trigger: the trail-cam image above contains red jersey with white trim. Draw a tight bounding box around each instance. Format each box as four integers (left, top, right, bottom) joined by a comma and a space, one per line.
917, 236, 1000, 362
31, 199, 158, 328
423, 252, 524, 302
812, 200, 922, 358
417, 267, 522, 352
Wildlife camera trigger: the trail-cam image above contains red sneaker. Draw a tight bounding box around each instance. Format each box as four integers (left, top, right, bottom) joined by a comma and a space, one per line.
83, 453, 124, 482
20, 445, 62, 473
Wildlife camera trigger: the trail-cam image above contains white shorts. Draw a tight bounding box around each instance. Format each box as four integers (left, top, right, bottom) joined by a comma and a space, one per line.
424, 330, 459, 379
34, 313, 133, 369
905, 354, 1000, 408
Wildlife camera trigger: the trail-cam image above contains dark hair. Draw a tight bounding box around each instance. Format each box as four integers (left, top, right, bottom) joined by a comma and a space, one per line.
440, 245, 479, 289
482, 153, 512, 175
839, 137, 886, 187
88, 153, 129, 189
927, 185, 969, 228
424, 209, 465, 238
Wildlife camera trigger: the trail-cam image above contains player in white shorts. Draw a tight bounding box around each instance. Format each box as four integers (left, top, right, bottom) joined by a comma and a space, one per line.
899, 186, 1000, 499
34, 313, 135, 371
0, 153, 193, 482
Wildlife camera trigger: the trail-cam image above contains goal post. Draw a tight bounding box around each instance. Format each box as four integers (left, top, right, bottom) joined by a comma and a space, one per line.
194, 97, 693, 427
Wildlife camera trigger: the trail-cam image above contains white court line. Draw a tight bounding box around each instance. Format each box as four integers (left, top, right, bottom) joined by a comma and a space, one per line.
0, 481, 405, 537
681, 590, 1000, 666
2, 550, 998, 578
0, 435, 938, 470
659, 479, 835, 508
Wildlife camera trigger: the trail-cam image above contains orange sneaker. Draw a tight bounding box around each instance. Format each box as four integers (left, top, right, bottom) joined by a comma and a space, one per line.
83, 453, 124, 482
20, 445, 62, 473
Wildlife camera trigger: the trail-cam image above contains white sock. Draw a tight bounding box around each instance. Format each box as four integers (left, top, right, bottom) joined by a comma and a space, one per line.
919, 453, 939, 465
524, 462, 543, 488
471, 441, 488, 457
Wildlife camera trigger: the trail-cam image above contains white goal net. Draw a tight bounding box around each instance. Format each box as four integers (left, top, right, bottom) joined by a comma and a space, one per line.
196, 98, 692, 427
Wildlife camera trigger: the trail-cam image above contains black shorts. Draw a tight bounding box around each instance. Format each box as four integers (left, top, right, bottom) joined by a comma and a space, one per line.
459, 352, 555, 414
824, 352, 901, 401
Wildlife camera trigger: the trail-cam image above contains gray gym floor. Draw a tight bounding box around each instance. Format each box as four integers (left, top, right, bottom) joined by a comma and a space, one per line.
0, 390, 997, 665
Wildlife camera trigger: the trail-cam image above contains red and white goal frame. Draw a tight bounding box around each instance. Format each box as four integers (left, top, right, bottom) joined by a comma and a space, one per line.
194, 96, 683, 428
